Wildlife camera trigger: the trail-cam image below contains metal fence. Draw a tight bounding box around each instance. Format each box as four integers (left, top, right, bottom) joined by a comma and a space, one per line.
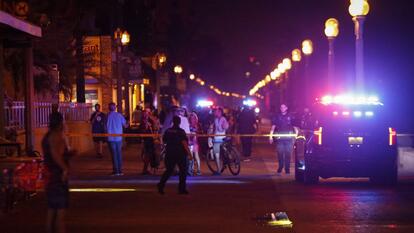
4, 101, 92, 129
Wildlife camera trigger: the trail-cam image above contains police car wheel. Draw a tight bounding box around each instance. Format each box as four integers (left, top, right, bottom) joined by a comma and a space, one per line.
303, 157, 318, 184
295, 167, 304, 182
304, 169, 318, 184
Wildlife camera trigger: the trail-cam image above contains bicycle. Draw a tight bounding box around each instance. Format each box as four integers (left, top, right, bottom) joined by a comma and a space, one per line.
205, 138, 241, 175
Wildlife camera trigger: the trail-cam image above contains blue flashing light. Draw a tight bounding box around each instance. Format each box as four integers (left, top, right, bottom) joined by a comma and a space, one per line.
353, 111, 362, 117
196, 100, 213, 108
243, 99, 257, 107
365, 111, 374, 117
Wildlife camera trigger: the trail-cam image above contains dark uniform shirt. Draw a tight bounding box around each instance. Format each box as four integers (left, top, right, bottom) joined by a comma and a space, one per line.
90, 111, 106, 133
238, 108, 256, 134
272, 113, 295, 133
163, 126, 188, 157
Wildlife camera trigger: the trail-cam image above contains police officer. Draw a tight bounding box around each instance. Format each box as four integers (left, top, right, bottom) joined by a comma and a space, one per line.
157, 116, 193, 195
269, 103, 297, 174
237, 106, 257, 160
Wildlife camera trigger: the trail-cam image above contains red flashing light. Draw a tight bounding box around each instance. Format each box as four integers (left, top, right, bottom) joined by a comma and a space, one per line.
314, 127, 323, 145
389, 127, 397, 146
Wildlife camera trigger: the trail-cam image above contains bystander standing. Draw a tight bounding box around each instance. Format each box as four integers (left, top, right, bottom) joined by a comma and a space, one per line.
90, 104, 106, 158
106, 102, 128, 176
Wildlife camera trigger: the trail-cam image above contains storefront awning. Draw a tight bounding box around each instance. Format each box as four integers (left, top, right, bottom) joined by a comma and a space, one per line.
0, 10, 41, 37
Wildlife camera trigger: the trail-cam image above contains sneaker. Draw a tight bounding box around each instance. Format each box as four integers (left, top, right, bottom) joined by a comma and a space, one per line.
196, 171, 202, 176
116, 172, 124, 176
157, 183, 165, 195
110, 172, 118, 176
243, 158, 251, 162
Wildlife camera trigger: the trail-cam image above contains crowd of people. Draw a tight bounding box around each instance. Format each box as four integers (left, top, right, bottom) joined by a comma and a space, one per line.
88, 102, 261, 177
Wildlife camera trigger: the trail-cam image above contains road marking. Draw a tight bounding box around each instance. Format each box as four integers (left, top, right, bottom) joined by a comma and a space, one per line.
70, 179, 248, 185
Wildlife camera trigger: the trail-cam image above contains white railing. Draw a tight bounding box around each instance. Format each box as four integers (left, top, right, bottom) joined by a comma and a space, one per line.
4, 101, 92, 129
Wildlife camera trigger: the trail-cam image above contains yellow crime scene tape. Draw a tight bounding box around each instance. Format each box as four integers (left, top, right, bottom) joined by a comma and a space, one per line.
51, 132, 301, 138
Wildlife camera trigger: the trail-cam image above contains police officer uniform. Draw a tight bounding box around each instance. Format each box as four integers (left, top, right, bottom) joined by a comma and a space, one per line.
158, 124, 189, 194
272, 112, 295, 174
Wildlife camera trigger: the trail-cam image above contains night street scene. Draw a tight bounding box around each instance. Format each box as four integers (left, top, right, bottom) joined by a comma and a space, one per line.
1, 0, 414, 232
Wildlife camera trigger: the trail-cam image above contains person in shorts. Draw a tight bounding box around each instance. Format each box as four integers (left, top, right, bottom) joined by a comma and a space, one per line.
90, 104, 106, 158
42, 111, 76, 233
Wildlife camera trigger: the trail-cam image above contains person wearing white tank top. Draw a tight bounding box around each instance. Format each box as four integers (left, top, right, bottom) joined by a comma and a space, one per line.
208, 107, 229, 175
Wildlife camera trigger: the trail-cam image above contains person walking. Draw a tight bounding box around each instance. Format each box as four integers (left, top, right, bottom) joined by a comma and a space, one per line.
269, 103, 297, 174
106, 102, 128, 176
131, 105, 142, 126
90, 104, 106, 158
208, 107, 229, 175
237, 106, 257, 160
188, 112, 202, 176
42, 111, 76, 233
157, 116, 193, 195
140, 109, 157, 175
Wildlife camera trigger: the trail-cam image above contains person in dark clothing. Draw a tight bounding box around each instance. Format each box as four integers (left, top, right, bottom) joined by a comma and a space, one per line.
157, 116, 193, 195
90, 104, 107, 158
237, 106, 257, 159
50, 103, 64, 125
42, 110, 76, 233
140, 109, 157, 175
269, 104, 297, 174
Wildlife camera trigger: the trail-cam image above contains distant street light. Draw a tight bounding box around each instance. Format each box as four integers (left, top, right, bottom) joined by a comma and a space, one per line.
302, 40, 313, 56
174, 65, 183, 74
189, 73, 195, 80
291, 49, 302, 62
121, 31, 130, 45
324, 18, 339, 88
270, 69, 280, 80
278, 63, 286, 74
349, 0, 370, 91
282, 58, 292, 70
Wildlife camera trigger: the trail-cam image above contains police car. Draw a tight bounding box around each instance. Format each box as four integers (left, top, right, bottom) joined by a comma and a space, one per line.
295, 94, 398, 184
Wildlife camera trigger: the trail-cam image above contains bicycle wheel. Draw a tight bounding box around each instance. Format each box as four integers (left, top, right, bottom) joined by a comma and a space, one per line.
205, 147, 223, 174
227, 147, 241, 175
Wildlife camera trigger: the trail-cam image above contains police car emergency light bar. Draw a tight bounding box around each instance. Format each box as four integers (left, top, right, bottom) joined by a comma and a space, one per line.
320, 95, 383, 106
196, 100, 214, 107
243, 99, 257, 106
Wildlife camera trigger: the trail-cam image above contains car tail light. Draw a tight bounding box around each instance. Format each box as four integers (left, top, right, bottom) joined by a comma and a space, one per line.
314, 127, 323, 145
389, 127, 397, 146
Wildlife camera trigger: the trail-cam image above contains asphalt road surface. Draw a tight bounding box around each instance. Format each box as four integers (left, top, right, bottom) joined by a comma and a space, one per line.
1, 142, 414, 233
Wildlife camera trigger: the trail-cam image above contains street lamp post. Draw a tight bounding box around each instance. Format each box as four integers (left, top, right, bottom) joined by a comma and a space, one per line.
282, 58, 292, 104
349, 0, 370, 91
114, 28, 130, 113
302, 39, 313, 105
155, 53, 166, 112
324, 18, 339, 89
291, 49, 302, 106
277, 62, 287, 103
174, 65, 183, 104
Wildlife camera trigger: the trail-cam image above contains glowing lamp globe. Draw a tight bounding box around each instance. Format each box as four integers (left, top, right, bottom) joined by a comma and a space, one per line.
292, 49, 302, 62
324, 18, 339, 38
282, 58, 292, 70
349, 0, 370, 17
302, 39, 313, 55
